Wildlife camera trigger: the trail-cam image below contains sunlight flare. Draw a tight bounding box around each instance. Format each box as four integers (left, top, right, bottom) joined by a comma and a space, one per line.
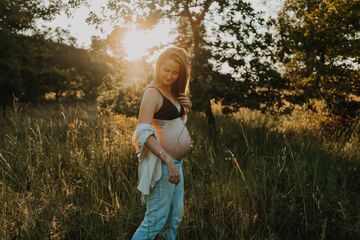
123, 31, 149, 60
122, 21, 176, 60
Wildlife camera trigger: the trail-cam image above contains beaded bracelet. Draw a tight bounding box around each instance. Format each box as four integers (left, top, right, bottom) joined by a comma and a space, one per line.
157, 148, 165, 158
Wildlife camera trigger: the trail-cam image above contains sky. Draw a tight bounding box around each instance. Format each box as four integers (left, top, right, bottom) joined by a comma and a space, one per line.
38, 0, 285, 49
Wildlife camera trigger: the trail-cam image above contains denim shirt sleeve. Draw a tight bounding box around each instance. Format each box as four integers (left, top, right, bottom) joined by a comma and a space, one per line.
133, 123, 162, 197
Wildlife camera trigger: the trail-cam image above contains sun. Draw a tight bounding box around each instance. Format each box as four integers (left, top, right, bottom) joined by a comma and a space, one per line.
123, 30, 150, 60
122, 21, 176, 60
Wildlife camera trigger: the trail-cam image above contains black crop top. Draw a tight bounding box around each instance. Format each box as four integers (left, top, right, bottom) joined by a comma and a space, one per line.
148, 86, 185, 120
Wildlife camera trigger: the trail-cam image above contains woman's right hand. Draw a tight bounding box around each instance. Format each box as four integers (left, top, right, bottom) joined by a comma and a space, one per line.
166, 157, 180, 185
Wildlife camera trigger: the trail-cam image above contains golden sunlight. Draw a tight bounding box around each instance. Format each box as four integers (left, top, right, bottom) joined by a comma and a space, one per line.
122, 21, 176, 60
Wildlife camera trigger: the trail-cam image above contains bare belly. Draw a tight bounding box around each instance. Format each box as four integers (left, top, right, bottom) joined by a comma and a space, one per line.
152, 118, 192, 160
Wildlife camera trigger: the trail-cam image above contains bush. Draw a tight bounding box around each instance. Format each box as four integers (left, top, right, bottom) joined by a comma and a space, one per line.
97, 75, 150, 117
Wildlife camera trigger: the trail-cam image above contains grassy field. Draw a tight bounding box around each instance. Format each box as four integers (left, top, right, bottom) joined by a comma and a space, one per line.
0, 103, 359, 239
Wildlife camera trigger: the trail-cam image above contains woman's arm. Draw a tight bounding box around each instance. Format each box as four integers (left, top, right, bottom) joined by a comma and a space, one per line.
138, 88, 180, 184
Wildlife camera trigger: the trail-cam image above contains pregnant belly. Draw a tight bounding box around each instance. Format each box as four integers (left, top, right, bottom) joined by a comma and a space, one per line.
152, 118, 192, 159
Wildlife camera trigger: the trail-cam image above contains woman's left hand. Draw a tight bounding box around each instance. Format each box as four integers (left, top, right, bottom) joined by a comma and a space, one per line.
178, 93, 192, 113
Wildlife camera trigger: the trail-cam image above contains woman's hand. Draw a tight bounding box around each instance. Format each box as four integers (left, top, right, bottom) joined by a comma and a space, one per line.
165, 157, 180, 185
178, 93, 192, 113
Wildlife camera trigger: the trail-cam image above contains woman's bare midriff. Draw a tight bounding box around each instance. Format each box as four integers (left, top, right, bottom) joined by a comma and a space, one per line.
152, 118, 191, 160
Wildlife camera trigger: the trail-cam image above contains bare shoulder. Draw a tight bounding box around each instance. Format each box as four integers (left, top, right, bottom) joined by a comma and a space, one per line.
142, 86, 162, 104
138, 86, 162, 123
140, 86, 163, 113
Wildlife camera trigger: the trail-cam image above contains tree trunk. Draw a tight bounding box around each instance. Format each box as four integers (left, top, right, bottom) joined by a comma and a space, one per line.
183, 1, 218, 144
2, 104, 6, 118
205, 98, 218, 146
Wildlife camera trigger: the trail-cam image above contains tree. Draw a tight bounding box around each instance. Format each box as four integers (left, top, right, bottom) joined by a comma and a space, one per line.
202, 1, 285, 114
96, 0, 283, 137
94, 29, 154, 116
277, 0, 360, 121
1, 32, 109, 104
0, 0, 87, 115
0, 30, 21, 115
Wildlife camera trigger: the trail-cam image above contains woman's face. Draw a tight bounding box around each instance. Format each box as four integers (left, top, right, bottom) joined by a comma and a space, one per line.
157, 58, 180, 87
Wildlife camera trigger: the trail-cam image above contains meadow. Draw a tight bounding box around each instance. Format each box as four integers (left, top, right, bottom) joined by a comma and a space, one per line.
0, 102, 359, 239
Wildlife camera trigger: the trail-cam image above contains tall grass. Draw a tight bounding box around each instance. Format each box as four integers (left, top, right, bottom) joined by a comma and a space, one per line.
0, 103, 359, 239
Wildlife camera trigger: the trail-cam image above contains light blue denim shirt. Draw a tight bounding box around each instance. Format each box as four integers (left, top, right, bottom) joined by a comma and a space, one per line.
133, 123, 162, 196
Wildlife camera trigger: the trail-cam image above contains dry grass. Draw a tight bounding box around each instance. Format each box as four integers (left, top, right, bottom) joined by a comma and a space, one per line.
0, 102, 359, 239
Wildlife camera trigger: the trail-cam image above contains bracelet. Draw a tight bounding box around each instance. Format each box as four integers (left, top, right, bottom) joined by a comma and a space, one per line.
157, 148, 165, 158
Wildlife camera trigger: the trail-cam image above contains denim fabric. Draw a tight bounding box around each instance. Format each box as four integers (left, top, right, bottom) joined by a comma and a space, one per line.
132, 159, 184, 240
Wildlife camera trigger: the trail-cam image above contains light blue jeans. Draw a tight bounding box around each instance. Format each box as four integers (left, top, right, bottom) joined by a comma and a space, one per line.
132, 159, 184, 240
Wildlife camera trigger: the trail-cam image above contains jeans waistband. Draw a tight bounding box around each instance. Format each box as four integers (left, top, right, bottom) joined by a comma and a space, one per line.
161, 158, 182, 165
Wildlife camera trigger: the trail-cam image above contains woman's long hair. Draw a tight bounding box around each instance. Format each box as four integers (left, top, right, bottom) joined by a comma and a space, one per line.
154, 47, 191, 97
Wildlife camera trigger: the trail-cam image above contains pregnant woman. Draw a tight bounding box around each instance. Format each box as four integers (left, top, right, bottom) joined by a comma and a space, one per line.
132, 47, 192, 240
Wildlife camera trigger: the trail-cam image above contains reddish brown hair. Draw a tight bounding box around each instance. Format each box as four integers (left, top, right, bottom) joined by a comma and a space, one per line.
155, 46, 191, 97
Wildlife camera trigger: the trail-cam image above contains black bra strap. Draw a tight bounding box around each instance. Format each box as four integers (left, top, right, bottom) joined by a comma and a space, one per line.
146, 85, 182, 113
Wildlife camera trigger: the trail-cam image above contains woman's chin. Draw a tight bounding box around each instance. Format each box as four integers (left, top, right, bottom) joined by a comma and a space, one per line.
157, 79, 176, 86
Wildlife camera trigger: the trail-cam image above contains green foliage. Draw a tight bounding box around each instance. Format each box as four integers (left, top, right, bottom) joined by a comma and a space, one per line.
0, 0, 86, 33
0, 0, 103, 115
95, 0, 284, 118
0, 0, 59, 32
0, 32, 109, 106
0, 30, 22, 110
199, 1, 285, 114
94, 0, 360, 125
0, 104, 359, 239
43, 38, 109, 101
94, 29, 155, 117
97, 73, 150, 117
277, 0, 360, 120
